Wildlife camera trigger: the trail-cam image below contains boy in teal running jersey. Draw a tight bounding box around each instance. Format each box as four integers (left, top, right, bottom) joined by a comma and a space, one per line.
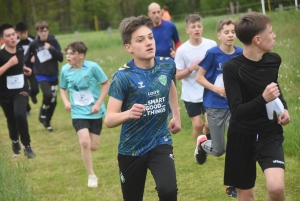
60, 41, 110, 188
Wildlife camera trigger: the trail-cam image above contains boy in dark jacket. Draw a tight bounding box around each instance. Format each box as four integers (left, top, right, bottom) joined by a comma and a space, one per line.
24, 20, 63, 132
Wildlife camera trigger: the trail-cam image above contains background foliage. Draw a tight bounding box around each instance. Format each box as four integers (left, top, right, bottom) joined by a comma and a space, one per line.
0, 0, 297, 33
0, 8, 299, 200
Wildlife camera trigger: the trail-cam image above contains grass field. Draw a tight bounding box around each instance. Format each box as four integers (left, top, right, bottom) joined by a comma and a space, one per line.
0, 10, 300, 201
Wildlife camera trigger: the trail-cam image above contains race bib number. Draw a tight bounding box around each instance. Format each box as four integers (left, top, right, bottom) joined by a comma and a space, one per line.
72, 91, 94, 106
37, 49, 52, 63
7, 74, 24, 89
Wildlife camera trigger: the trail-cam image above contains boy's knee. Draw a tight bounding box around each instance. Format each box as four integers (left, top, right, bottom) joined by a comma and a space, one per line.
90, 145, 98, 151
157, 185, 177, 200
43, 92, 53, 102
268, 185, 285, 200
214, 148, 226, 157
80, 140, 89, 149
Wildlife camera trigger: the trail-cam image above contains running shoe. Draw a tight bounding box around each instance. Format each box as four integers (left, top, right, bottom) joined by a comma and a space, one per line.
226, 186, 237, 198
194, 135, 208, 165
12, 141, 21, 154
88, 175, 98, 187
23, 146, 36, 158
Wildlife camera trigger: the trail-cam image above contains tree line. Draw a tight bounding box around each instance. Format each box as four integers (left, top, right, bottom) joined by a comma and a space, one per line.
0, 0, 295, 34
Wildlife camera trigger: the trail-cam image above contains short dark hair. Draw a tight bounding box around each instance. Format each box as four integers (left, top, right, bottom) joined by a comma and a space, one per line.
185, 14, 202, 27
0, 23, 14, 38
15, 22, 28, 32
64, 41, 88, 55
35, 20, 49, 31
119, 15, 153, 45
235, 12, 271, 45
216, 19, 235, 33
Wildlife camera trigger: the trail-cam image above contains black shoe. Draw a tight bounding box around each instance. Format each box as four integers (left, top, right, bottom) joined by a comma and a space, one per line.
12, 141, 21, 154
206, 133, 211, 140
194, 135, 208, 165
23, 146, 36, 158
44, 122, 53, 132
31, 96, 37, 104
40, 119, 53, 132
226, 186, 237, 198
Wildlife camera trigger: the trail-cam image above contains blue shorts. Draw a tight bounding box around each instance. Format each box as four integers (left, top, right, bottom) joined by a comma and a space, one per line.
183, 101, 206, 117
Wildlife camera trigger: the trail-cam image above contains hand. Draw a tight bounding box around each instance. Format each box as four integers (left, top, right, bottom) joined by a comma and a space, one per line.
168, 117, 181, 134
263, 82, 280, 102
23, 66, 32, 76
30, 56, 35, 63
128, 104, 145, 120
277, 109, 290, 126
214, 86, 226, 97
44, 42, 51, 50
91, 103, 101, 114
189, 60, 201, 71
8, 55, 18, 67
64, 101, 72, 112
170, 48, 175, 58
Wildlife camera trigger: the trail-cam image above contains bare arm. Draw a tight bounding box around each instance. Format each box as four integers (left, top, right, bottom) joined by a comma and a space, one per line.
60, 88, 71, 112
196, 67, 226, 97
168, 81, 181, 134
176, 60, 200, 80
104, 97, 145, 128
91, 81, 110, 114
23, 66, 32, 76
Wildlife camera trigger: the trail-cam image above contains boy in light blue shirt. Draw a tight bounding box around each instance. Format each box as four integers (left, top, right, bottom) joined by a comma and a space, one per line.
60, 41, 110, 188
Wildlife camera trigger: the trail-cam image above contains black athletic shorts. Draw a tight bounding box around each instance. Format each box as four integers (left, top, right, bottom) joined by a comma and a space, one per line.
183, 101, 206, 117
72, 118, 102, 135
224, 128, 284, 189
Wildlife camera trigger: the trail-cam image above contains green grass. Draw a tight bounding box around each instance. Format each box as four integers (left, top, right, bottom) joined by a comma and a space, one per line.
0, 10, 300, 200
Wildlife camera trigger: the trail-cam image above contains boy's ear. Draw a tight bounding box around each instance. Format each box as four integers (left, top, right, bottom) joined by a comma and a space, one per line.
253, 35, 261, 45
124, 44, 133, 54
185, 27, 189, 34
217, 32, 221, 40
79, 53, 85, 59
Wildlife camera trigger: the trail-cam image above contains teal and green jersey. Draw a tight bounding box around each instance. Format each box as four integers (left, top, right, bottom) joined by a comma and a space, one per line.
60, 60, 108, 119
108, 57, 175, 156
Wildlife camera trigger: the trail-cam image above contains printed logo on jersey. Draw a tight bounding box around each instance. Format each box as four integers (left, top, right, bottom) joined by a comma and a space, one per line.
273, 160, 284, 164
148, 90, 160, 97
145, 97, 166, 115
118, 64, 130, 70
84, 75, 90, 82
217, 63, 223, 71
158, 75, 167, 86
138, 81, 145, 88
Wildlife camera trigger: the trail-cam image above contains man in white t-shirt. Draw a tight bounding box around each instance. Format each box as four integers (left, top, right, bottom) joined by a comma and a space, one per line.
174, 14, 216, 163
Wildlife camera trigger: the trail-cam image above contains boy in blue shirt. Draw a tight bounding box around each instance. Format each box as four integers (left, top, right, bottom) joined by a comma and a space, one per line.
196, 19, 243, 198
105, 15, 181, 201
60, 41, 110, 187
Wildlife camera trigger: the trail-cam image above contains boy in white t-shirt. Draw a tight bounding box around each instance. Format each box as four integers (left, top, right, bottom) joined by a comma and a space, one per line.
60, 41, 110, 187
174, 14, 216, 162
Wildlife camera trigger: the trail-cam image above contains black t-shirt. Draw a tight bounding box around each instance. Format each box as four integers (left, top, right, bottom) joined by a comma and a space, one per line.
17, 35, 35, 55
223, 52, 287, 134
0, 47, 26, 102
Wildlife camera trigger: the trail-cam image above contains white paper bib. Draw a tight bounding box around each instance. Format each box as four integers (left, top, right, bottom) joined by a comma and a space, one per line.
72, 91, 94, 106
7, 74, 24, 89
37, 49, 52, 63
